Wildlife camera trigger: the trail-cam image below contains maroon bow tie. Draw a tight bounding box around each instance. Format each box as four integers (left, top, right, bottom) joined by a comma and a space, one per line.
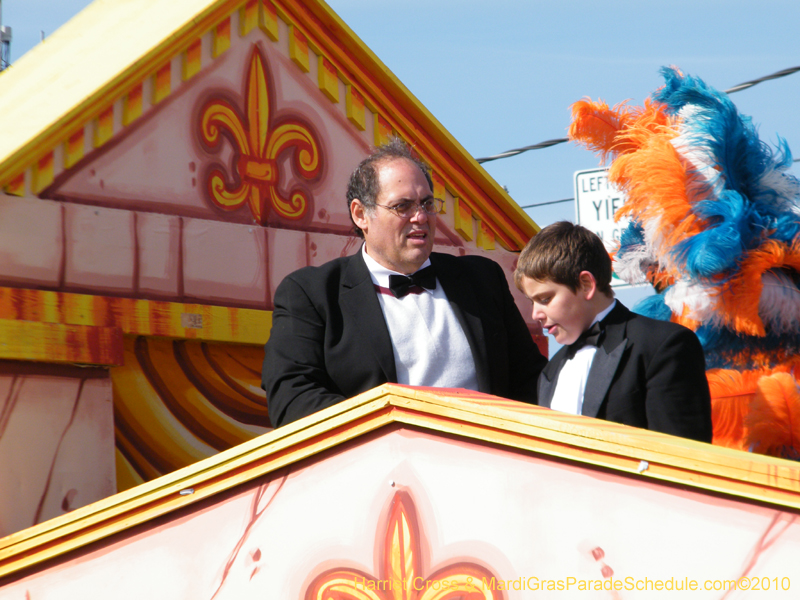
388, 266, 436, 298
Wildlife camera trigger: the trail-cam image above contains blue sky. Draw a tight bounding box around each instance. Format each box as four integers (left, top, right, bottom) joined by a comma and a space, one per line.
5, 0, 800, 345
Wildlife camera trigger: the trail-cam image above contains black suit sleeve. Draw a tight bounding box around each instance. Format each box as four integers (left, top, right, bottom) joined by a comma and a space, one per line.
644, 326, 713, 442
489, 259, 548, 403
262, 275, 346, 428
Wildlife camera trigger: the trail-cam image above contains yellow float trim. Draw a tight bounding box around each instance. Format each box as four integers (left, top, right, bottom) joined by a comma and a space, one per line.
0, 287, 271, 345
0, 318, 123, 365
3, 384, 800, 580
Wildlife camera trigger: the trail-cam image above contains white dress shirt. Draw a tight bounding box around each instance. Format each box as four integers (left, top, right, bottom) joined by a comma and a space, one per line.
551, 300, 616, 415
362, 247, 479, 390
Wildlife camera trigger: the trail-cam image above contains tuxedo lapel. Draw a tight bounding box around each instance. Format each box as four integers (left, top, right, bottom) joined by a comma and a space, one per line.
538, 349, 566, 408
340, 252, 397, 383
431, 254, 491, 392
581, 303, 629, 418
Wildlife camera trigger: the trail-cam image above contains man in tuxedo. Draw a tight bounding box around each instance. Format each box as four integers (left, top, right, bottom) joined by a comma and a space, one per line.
262, 140, 547, 427
515, 221, 712, 442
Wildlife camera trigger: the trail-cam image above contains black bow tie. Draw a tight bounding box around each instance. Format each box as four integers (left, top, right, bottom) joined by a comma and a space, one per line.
388, 266, 437, 298
566, 320, 604, 359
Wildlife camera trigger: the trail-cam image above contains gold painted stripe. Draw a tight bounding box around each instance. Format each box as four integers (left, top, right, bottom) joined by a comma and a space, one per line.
122, 83, 143, 126
453, 197, 473, 241
212, 16, 231, 57
64, 128, 85, 169
239, 0, 259, 37
0, 287, 272, 345
141, 337, 265, 447
431, 173, 446, 214
317, 56, 339, 103
288, 24, 310, 72
0, 318, 123, 365
2, 172, 25, 196
374, 113, 392, 147
182, 342, 267, 416
93, 105, 114, 148
115, 448, 146, 493
391, 386, 800, 486
31, 151, 54, 195
113, 337, 218, 471
345, 83, 365, 131
259, 0, 279, 41
476, 219, 495, 251
112, 337, 269, 492
152, 61, 172, 104
182, 38, 203, 81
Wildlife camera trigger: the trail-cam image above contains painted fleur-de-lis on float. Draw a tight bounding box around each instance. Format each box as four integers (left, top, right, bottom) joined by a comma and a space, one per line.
199, 45, 321, 224
306, 491, 500, 600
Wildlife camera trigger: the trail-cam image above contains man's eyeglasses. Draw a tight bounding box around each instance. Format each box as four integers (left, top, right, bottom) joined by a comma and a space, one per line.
374, 198, 444, 219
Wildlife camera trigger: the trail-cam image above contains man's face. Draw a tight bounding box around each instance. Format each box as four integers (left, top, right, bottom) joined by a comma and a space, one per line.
519, 275, 597, 346
352, 158, 436, 274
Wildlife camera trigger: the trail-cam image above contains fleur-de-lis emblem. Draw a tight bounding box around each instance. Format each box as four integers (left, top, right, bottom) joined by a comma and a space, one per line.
306, 491, 500, 600
199, 45, 321, 224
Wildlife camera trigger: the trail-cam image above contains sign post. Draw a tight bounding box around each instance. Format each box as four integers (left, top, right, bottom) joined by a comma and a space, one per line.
574, 168, 632, 288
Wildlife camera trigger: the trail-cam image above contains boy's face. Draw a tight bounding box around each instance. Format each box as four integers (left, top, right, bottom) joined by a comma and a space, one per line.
519, 275, 598, 346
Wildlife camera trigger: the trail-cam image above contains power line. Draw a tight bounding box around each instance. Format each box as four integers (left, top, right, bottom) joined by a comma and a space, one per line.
724, 66, 800, 94
520, 198, 573, 209
478, 138, 567, 164
476, 65, 800, 164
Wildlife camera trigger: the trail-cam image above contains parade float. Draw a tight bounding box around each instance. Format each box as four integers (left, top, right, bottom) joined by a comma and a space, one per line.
1, 1, 799, 596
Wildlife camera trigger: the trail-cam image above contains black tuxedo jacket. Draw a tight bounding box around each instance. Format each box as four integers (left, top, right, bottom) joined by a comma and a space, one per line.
538, 302, 712, 442
263, 250, 547, 427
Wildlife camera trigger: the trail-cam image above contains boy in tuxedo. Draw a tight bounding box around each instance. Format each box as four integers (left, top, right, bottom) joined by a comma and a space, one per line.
514, 221, 712, 442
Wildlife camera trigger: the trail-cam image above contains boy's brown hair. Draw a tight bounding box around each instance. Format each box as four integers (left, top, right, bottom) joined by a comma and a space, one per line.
515, 221, 613, 296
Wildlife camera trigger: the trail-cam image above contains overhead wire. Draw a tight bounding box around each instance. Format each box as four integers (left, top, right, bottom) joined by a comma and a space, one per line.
519, 198, 573, 209
476, 65, 800, 164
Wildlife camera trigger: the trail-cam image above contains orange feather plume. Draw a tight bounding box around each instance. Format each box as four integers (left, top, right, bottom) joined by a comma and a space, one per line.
610, 98, 674, 151
716, 240, 800, 337
568, 99, 642, 164
611, 135, 710, 279
745, 372, 800, 459
671, 305, 701, 331
708, 361, 800, 452
706, 368, 762, 450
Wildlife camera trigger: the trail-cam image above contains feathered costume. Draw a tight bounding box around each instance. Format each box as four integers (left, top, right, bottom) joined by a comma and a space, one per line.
569, 67, 800, 459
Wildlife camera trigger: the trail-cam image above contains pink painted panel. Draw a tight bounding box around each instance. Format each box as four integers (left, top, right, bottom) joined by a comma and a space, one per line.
4, 427, 797, 598
182, 217, 267, 307
0, 372, 114, 539
0, 196, 63, 287
306, 231, 360, 268
136, 212, 180, 297
64, 203, 135, 293
34, 378, 115, 522
266, 227, 307, 307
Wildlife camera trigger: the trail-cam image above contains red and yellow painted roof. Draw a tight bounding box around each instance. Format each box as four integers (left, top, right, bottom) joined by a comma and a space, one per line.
0, 0, 537, 250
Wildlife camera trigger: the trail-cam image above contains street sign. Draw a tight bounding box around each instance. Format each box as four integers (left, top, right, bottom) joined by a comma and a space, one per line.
574, 168, 633, 288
